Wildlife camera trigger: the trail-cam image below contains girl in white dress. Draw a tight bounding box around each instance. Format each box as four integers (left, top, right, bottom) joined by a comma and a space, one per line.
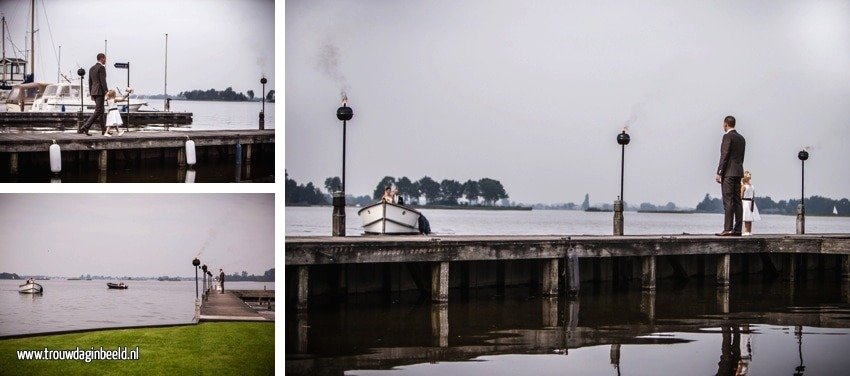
740, 171, 761, 235
103, 88, 133, 136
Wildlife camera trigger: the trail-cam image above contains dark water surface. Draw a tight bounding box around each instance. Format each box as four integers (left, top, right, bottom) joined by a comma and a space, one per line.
286, 276, 850, 375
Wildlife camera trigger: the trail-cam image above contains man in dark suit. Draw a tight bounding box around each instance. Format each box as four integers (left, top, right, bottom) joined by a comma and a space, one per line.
715, 115, 746, 236
79, 53, 108, 136
219, 268, 225, 293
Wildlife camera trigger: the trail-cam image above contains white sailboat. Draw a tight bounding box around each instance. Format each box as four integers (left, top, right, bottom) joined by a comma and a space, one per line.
834, 206, 839, 215
29, 82, 146, 113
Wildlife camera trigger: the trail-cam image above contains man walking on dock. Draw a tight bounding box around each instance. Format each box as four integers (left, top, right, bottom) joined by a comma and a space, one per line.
715, 115, 746, 236
219, 268, 225, 293
79, 53, 108, 136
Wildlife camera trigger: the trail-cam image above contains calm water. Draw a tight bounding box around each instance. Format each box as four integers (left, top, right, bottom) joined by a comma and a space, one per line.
286, 278, 850, 375
285, 206, 850, 236
0, 280, 275, 336
285, 207, 850, 374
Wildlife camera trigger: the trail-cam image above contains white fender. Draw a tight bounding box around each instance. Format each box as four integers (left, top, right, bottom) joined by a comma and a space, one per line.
185, 139, 197, 166
49, 141, 61, 173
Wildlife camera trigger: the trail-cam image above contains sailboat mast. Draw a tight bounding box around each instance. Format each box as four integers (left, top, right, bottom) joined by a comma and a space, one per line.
30, 0, 35, 81
164, 33, 168, 109
2, 16, 6, 83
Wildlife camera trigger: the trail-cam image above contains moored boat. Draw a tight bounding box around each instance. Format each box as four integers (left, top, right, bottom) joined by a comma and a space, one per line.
107, 282, 128, 289
30, 83, 147, 113
358, 201, 423, 235
18, 281, 43, 294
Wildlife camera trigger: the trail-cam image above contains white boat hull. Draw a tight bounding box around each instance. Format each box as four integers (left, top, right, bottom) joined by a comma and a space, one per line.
18, 282, 43, 294
358, 202, 422, 235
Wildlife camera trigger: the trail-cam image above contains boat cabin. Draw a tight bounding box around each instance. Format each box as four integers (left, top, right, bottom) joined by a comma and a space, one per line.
0, 57, 28, 89
5, 82, 48, 112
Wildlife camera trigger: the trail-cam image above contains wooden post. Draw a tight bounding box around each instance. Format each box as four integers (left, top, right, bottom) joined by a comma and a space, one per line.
640, 290, 655, 321
641, 256, 656, 291
297, 313, 309, 353
717, 287, 730, 314
541, 259, 559, 297
9, 153, 18, 175
843, 255, 850, 280
297, 266, 309, 311
245, 144, 253, 163
177, 147, 186, 168
430, 304, 448, 347
717, 254, 730, 287
431, 261, 449, 303
98, 150, 107, 171
785, 254, 796, 282
541, 297, 558, 327
566, 252, 580, 296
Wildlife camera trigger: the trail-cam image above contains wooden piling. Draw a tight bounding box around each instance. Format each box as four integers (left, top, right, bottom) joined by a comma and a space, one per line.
785, 254, 797, 282
717, 254, 730, 287
9, 152, 18, 174
430, 304, 449, 347
431, 261, 449, 303
541, 297, 558, 327
297, 266, 309, 311
640, 290, 655, 321
842, 255, 850, 280
245, 144, 253, 163
717, 288, 730, 314
641, 256, 656, 291
541, 259, 559, 297
177, 147, 186, 167
98, 150, 108, 171
566, 252, 580, 295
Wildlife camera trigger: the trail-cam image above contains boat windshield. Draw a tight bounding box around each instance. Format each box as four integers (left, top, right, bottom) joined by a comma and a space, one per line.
43, 86, 58, 97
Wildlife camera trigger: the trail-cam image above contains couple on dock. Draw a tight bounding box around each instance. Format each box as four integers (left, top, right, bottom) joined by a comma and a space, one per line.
77, 53, 133, 137
715, 115, 760, 236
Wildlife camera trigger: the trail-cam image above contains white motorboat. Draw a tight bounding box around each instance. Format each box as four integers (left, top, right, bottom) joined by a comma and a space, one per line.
358, 201, 423, 235
29, 82, 146, 113
18, 281, 44, 294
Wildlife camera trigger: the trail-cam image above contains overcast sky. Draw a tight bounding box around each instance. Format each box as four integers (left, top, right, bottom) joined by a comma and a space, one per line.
0, 0, 274, 95
0, 194, 274, 278
286, 1, 850, 207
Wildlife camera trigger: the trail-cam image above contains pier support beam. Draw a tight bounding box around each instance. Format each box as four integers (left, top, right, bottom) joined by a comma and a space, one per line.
541, 259, 559, 297
785, 254, 797, 282
245, 144, 253, 163
177, 147, 186, 168
430, 304, 448, 347
98, 150, 108, 171
297, 266, 309, 311
641, 256, 656, 291
717, 254, 730, 288
431, 261, 449, 303
297, 313, 309, 353
9, 153, 18, 175
842, 255, 850, 281
716, 288, 730, 314
541, 297, 558, 327
566, 252, 580, 296
640, 290, 655, 321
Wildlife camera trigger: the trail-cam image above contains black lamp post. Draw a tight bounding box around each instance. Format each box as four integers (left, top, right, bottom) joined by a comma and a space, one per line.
333, 100, 353, 236
259, 77, 267, 129
192, 258, 200, 299
77, 68, 85, 126
614, 130, 631, 235
797, 150, 809, 234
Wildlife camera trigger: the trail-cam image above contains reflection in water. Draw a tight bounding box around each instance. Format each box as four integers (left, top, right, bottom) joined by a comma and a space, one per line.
286, 278, 850, 375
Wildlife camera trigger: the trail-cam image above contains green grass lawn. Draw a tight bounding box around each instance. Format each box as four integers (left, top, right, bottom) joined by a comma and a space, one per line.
0, 322, 274, 376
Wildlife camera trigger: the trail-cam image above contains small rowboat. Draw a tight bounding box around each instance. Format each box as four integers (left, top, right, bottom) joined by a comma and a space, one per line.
19, 282, 43, 294
357, 201, 423, 235
107, 282, 128, 289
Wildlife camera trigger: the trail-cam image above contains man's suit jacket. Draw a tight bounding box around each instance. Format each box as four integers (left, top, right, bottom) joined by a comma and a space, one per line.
88, 63, 107, 96
717, 129, 746, 178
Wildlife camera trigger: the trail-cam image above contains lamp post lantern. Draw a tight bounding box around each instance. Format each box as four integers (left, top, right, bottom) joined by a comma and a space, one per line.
333, 100, 353, 236
614, 130, 631, 235
797, 150, 808, 234
259, 76, 267, 129
192, 258, 200, 299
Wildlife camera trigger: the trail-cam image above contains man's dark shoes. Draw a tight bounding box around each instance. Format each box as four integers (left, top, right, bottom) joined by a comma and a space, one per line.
730, 231, 742, 237
716, 231, 733, 236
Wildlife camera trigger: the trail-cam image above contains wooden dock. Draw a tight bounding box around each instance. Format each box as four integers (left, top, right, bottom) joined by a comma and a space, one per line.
285, 234, 850, 309
0, 130, 274, 177
199, 291, 273, 322
0, 111, 192, 126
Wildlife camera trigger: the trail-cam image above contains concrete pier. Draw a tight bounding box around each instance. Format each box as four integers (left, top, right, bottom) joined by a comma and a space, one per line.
286, 234, 850, 308
198, 291, 272, 321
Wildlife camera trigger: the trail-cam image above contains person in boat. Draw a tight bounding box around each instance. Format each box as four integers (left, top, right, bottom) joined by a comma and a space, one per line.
103, 88, 133, 137
381, 186, 397, 204
26, 278, 34, 284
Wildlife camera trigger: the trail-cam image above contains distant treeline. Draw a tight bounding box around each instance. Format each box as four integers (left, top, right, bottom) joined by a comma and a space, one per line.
0, 272, 21, 279
177, 87, 275, 102
322, 175, 510, 206
223, 268, 275, 282
696, 194, 850, 216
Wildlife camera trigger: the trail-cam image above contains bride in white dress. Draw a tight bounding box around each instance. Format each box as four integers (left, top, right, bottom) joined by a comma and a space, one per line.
103, 88, 133, 137
740, 171, 761, 235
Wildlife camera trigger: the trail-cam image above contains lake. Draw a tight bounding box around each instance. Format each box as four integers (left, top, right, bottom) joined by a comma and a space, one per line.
0, 280, 275, 336
285, 206, 850, 236
285, 207, 850, 375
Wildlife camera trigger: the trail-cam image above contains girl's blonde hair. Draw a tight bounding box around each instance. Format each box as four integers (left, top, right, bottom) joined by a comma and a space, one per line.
743, 170, 752, 183
106, 90, 116, 99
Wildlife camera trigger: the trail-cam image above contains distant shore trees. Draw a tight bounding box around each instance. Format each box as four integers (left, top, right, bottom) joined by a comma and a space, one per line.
178, 87, 249, 101
696, 194, 849, 216
286, 171, 327, 205
367, 176, 509, 206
